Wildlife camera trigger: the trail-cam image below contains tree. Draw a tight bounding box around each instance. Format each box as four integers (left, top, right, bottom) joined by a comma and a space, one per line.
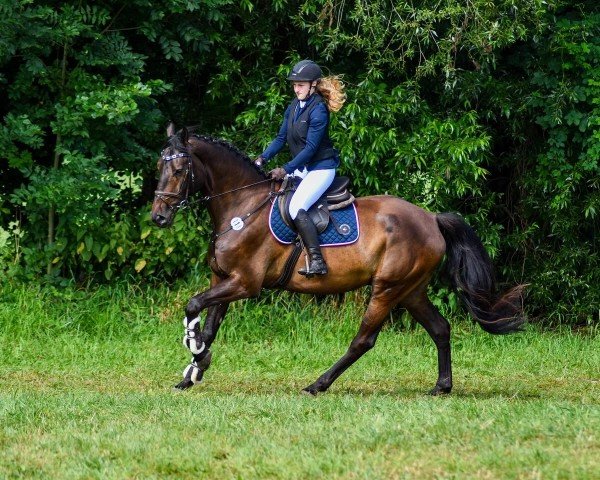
0, 0, 596, 323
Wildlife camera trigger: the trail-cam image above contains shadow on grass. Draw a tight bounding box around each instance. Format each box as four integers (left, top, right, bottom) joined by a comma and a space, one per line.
313, 384, 543, 400
4, 369, 595, 404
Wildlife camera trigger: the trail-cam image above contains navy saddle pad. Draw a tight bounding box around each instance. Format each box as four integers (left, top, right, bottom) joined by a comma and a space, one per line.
269, 200, 360, 246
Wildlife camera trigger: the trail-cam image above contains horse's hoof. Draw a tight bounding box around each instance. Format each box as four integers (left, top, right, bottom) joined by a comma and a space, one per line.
302, 384, 320, 396
173, 379, 195, 390
429, 384, 452, 396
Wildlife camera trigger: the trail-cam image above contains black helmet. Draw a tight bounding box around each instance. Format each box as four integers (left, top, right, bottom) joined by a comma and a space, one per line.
287, 60, 322, 82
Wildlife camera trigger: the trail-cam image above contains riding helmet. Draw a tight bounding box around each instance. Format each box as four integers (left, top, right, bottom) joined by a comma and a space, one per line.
287, 60, 322, 82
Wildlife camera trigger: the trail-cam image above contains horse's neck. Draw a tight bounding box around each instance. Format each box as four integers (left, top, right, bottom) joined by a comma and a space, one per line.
191, 141, 268, 227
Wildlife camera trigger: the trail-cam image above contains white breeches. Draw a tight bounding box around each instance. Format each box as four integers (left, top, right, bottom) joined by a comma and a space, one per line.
289, 168, 336, 220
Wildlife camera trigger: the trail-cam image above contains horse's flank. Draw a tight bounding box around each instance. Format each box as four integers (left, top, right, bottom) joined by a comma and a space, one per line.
277, 196, 445, 296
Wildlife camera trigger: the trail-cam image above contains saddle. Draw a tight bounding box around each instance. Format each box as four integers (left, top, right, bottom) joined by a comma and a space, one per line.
278, 175, 355, 234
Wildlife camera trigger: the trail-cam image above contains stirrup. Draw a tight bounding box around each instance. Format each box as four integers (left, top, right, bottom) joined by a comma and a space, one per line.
298, 259, 328, 277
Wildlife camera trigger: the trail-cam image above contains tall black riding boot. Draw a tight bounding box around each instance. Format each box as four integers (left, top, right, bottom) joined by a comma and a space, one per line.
293, 209, 328, 277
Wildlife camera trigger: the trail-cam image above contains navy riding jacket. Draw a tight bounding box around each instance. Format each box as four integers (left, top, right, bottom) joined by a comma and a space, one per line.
260, 94, 340, 174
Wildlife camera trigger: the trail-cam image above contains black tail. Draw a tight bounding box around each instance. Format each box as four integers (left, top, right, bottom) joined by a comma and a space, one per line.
436, 213, 525, 334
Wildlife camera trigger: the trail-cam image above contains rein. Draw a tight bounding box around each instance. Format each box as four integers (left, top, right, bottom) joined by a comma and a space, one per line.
212, 189, 278, 239
199, 178, 273, 203
154, 151, 273, 212
154, 149, 281, 241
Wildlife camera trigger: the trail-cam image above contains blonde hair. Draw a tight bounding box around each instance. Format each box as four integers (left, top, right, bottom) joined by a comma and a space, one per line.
316, 75, 346, 112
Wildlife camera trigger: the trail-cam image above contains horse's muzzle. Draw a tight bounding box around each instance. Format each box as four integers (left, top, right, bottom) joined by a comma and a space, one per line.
152, 212, 172, 228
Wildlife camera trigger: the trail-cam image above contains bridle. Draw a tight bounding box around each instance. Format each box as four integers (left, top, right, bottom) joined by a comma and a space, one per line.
154, 148, 277, 214
154, 151, 195, 213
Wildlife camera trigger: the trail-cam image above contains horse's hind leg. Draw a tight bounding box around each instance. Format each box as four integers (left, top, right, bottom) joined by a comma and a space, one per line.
303, 288, 393, 395
403, 292, 452, 395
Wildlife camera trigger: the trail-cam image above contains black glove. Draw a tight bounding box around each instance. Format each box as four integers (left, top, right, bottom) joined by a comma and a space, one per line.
268, 167, 287, 181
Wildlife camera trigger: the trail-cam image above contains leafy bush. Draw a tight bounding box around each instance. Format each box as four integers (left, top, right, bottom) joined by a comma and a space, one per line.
0, 0, 597, 324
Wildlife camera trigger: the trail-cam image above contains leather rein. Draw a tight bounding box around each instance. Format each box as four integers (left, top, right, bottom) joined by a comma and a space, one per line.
154, 148, 300, 286
153, 150, 278, 236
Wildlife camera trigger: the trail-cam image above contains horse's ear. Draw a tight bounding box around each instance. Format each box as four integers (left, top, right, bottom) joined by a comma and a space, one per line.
166, 122, 175, 138
181, 126, 189, 144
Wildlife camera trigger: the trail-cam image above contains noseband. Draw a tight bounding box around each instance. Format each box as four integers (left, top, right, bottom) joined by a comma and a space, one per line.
154, 151, 194, 212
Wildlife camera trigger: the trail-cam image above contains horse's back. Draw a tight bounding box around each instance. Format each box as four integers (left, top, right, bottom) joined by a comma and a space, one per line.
356, 195, 443, 246
353, 194, 446, 276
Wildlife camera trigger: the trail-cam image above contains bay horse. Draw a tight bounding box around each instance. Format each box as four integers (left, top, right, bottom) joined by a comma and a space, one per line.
151, 124, 524, 395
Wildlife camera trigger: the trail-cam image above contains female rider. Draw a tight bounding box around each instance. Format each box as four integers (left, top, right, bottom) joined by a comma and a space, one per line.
255, 60, 346, 277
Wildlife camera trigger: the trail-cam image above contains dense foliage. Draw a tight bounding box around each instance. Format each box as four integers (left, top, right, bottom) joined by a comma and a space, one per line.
0, 0, 597, 325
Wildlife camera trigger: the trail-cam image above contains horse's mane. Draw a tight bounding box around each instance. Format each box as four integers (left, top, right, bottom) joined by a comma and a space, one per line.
186, 132, 268, 179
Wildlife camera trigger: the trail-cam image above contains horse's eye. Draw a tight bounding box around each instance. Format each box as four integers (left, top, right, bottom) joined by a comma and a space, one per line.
174, 168, 184, 177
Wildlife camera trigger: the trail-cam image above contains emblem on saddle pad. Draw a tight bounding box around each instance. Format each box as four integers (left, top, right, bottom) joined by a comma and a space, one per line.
338, 223, 351, 236
269, 175, 360, 246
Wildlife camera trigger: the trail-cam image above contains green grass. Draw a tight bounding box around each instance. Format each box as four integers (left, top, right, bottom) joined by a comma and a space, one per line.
0, 283, 598, 479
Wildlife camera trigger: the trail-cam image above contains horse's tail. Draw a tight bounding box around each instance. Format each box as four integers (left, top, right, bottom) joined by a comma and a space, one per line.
436, 212, 525, 334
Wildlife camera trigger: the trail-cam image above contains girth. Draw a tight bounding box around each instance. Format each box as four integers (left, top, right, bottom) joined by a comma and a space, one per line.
277, 175, 355, 234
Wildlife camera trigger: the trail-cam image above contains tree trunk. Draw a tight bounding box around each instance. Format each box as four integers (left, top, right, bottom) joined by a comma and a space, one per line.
47, 43, 68, 275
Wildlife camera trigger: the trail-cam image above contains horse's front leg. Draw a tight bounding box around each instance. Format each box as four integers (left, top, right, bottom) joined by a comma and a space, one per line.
175, 274, 257, 390
175, 302, 229, 390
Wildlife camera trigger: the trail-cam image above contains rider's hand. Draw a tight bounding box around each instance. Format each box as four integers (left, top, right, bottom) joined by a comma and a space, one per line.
268, 167, 287, 181
254, 156, 264, 168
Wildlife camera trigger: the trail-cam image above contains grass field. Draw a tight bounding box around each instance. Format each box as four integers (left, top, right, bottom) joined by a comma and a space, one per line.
1, 283, 598, 479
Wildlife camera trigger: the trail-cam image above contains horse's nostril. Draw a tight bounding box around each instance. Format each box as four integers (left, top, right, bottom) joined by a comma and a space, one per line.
152, 213, 168, 226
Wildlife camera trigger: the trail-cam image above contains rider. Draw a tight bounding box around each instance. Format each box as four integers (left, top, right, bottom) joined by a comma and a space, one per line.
255, 60, 346, 276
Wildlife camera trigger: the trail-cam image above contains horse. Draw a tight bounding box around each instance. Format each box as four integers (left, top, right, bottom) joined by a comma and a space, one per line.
151, 123, 525, 395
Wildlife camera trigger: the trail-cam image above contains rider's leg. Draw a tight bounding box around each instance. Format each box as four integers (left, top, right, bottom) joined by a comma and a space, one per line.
289, 168, 336, 219
289, 169, 335, 276
293, 209, 327, 275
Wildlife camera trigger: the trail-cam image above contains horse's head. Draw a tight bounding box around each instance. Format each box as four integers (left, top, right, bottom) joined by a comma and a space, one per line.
152, 124, 269, 228
152, 123, 194, 227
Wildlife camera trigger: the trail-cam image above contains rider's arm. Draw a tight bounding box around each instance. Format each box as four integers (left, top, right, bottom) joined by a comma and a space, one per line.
282, 102, 328, 174
260, 105, 291, 162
